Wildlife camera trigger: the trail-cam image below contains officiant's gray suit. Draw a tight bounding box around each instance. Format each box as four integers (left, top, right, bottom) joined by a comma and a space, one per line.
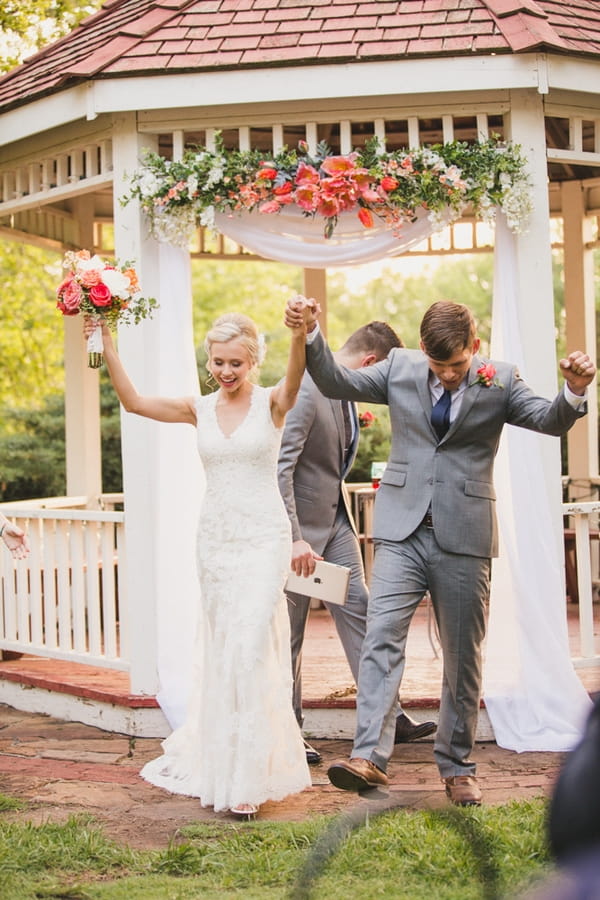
278, 371, 367, 725
306, 331, 586, 777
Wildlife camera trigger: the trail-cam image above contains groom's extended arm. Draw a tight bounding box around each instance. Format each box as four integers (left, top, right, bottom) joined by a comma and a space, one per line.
305, 327, 391, 404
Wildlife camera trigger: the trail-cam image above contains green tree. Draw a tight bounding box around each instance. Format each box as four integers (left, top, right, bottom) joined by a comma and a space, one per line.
0, 242, 64, 424
0, 1, 102, 72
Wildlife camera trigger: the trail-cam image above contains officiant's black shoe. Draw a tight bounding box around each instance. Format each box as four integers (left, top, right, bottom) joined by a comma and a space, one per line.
303, 739, 322, 765
394, 712, 437, 743
328, 758, 388, 792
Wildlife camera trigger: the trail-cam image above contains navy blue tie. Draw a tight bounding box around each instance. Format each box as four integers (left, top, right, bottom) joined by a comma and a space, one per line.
431, 389, 452, 440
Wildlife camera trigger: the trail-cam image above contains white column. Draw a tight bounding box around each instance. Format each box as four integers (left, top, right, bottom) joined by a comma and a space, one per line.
64, 195, 102, 504
562, 179, 599, 493
111, 115, 202, 709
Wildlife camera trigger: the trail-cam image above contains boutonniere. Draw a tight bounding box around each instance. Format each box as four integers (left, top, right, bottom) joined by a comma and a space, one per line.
471, 363, 504, 389
358, 410, 378, 428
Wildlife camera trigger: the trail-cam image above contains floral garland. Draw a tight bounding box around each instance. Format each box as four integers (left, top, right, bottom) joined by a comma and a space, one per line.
123, 134, 532, 249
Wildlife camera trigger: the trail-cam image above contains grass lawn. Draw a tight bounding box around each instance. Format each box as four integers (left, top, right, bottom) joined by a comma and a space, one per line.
0, 795, 559, 899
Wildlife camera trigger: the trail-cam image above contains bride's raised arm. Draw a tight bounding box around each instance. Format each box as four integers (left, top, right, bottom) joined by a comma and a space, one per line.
270, 296, 320, 428
84, 319, 196, 425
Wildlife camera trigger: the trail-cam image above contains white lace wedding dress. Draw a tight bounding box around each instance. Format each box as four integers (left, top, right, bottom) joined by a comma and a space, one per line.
141, 385, 311, 811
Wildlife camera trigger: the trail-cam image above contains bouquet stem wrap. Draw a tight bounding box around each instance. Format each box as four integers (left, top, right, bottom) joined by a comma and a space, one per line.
86, 318, 104, 368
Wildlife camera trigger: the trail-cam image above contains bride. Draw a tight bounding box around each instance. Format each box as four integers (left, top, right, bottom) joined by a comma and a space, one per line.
87, 299, 316, 817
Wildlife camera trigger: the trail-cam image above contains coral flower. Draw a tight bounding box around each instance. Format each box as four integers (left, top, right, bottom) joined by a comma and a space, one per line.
295, 182, 319, 211
295, 162, 320, 184
258, 200, 281, 214
320, 153, 359, 175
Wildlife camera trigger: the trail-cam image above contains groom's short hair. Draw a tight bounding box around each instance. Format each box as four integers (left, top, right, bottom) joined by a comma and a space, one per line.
420, 300, 477, 361
342, 321, 403, 361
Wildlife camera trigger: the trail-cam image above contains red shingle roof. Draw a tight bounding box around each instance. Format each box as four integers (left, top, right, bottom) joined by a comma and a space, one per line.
0, 0, 599, 115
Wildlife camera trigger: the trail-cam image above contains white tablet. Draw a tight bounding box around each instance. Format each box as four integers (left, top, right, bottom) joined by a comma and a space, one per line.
285, 560, 351, 605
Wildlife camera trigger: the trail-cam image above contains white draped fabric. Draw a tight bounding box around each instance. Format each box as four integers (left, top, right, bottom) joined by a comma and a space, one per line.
482, 215, 592, 750
153, 243, 204, 729
152, 210, 590, 748
214, 205, 452, 267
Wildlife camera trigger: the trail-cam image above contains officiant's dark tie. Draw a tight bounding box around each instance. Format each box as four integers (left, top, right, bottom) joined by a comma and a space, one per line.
342, 400, 353, 454
431, 389, 452, 440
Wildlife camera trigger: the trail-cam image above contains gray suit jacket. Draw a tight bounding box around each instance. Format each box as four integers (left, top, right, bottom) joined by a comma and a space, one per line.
307, 332, 586, 559
278, 371, 358, 555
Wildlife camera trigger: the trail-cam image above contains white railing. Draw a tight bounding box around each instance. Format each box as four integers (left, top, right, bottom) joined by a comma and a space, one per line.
1, 491, 597, 689
0, 503, 127, 671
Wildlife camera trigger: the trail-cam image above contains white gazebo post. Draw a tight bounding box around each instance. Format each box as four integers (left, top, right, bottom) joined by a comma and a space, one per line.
562, 179, 599, 494
63, 195, 102, 505
110, 115, 202, 707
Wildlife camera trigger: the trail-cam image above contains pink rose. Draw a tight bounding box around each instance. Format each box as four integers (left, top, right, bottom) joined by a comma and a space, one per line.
89, 282, 113, 307
56, 299, 79, 316
79, 269, 103, 288
57, 275, 83, 312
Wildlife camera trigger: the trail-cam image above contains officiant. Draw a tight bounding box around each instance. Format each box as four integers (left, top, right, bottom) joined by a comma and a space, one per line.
278, 321, 436, 766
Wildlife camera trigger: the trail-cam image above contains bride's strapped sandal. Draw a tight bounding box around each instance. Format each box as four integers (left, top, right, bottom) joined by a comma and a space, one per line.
230, 803, 258, 820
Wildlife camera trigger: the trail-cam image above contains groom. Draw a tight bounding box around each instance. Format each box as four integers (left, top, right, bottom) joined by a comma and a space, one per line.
285, 298, 596, 806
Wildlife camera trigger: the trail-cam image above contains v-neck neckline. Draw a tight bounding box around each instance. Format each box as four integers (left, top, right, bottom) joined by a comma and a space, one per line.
214, 385, 255, 439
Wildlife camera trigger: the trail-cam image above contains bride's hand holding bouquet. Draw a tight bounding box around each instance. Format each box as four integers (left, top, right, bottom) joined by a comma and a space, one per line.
56, 249, 157, 368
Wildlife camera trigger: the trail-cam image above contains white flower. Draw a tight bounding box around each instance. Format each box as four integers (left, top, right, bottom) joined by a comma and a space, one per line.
206, 164, 224, 188
199, 205, 216, 232
137, 170, 162, 198
152, 206, 197, 248
76, 254, 106, 272
101, 268, 131, 298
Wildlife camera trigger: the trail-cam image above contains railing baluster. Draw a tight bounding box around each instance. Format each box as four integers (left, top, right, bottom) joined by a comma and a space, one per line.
70, 521, 86, 653
85, 521, 102, 656
100, 521, 118, 659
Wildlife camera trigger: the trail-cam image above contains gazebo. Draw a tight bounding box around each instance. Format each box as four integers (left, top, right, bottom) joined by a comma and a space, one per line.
0, 0, 598, 745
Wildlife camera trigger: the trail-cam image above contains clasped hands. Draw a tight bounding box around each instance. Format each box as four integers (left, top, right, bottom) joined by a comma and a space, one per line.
285, 295, 320, 332
559, 351, 597, 396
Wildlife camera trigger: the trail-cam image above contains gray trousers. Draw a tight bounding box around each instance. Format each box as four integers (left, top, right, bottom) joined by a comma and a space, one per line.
287, 502, 369, 726
353, 524, 490, 777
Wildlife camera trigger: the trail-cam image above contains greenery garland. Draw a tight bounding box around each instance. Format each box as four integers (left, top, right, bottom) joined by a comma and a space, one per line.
123, 134, 532, 249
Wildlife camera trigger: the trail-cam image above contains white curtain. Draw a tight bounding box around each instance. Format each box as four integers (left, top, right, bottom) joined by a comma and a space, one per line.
482, 215, 592, 750
153, 243, 205, 729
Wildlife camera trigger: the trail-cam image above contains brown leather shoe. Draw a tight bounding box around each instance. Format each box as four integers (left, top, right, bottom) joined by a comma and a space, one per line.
328, 757, 389, 792
443, 775, 482, 806
394, 712, 437, 743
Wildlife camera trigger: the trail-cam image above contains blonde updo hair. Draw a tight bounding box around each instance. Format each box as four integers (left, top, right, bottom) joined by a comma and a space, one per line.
204, 312, 265, 374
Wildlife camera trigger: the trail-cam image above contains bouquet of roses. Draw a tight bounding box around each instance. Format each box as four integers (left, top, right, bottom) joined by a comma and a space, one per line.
56, 250, 157, 367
